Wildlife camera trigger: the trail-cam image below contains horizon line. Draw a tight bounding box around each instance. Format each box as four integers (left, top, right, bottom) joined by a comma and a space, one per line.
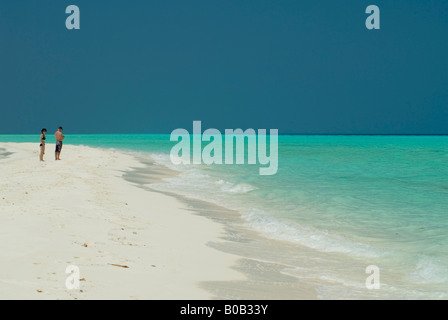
0, 133, 447, 136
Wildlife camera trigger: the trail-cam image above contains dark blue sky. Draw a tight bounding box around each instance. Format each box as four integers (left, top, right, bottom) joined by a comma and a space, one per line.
0, 1, 447, 134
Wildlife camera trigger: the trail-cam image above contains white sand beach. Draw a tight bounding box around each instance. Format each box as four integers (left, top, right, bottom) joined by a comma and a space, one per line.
0, 143, 245, 299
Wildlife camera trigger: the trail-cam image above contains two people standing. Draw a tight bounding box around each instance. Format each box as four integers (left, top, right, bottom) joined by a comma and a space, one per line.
39, 126, 65, 161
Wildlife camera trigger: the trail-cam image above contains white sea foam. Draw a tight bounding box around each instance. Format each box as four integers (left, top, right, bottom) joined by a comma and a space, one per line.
242, 210, 382, 258
407, 256, 448, 285
150, 153, 186, 172
144, 152, 382, 259
215, 180, 257, 193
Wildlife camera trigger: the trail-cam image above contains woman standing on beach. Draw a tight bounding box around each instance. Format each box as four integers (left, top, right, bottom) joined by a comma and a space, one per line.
40, 128, 47, 161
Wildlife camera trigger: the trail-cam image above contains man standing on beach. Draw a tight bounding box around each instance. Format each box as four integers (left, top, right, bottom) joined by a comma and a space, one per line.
55, 126, 65, 160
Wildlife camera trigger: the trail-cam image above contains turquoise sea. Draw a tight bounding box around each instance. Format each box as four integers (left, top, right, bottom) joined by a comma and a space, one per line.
1, 134, 447, 298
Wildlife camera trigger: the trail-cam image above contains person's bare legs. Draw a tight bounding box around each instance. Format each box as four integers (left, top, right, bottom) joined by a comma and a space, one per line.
40, 145, 45, 161
55, 152, 60, 160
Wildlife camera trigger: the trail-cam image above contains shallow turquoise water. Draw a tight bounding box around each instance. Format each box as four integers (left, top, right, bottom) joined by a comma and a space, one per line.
2, 134, 447, 297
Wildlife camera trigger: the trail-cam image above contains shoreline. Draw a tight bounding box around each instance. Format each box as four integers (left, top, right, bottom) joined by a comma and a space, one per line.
124, 151, 440, 300
1, 142, 427, 299
123, 155, 321, 299
0, 142, 245, 299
